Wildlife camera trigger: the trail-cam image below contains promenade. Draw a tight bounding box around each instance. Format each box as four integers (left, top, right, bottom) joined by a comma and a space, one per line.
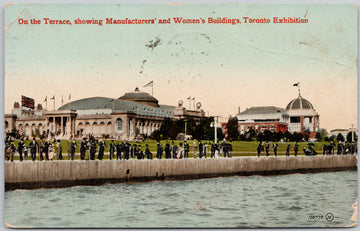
5, 155, 357, 191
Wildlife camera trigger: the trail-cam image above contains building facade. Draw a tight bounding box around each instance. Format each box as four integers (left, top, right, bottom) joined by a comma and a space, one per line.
232, 94, 320, 140
5, 88, 206, 140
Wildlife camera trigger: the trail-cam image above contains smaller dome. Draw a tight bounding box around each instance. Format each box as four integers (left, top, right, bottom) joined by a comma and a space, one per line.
286, 95, 314, 110
118, 87, 159, 107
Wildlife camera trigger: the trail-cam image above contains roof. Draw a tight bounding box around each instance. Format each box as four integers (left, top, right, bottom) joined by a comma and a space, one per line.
58, 97, 174, 117
286, 95, 314, 110
239, 106, 286, 115
118, 87, 158, 106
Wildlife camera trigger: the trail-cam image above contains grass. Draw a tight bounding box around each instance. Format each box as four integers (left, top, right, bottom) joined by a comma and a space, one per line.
6, 139, 333, 161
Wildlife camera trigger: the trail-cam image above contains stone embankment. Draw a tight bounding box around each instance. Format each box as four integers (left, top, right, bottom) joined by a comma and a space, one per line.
5, 155, 357, 190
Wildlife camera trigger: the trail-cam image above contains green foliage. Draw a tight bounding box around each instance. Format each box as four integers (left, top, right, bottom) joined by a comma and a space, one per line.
226, 117, 239, 141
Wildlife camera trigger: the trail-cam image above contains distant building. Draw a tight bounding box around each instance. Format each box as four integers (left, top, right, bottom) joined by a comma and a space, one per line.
329, 128, 357, 141
5, 87, 206, 140
222, 93, 320, 140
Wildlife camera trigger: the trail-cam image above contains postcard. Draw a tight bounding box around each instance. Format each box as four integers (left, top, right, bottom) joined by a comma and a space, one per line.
3, 3, 358, 228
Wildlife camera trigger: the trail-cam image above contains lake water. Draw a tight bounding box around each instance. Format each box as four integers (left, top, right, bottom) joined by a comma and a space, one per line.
4, 170, 357, 228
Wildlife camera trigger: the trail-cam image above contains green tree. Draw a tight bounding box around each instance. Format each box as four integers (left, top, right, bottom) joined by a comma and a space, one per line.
226, 117, 239, 141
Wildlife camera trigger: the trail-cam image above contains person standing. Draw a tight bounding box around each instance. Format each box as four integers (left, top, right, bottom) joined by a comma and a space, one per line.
109, 140, 116, 160
137, 145, 143, 159
177, 142, 184, 159
17, 139, 25, 161
156, 141, 163, 159
80, 138, 87, 160
272, 143, 278, 157
203, 142, 208, 158
89, 140, 97, 160
171, 141, 176, 159
123, 141, 130, 160
145, 144, 152, 159
97, 140, 105, 160
184, 141, 189, 158
43, 141, 49, 161
55, 139, 62, 160
214, 141, 220, 158
29, 138, 38, 161
294, 142, 299, 157
228, 142, 233, 158
48, 140, 55, 161
164, 141, 171, 159
257, 142, 262, 157
210, 142, 215, 158
198, 141, 203, 158
192, 140, 197, 158
116, 142, 123, 160
10, 142, 16, 162
38, 139, 44, 161
286, 143, 290, 157
265, 142, 270, 156
68, 140, 77, 160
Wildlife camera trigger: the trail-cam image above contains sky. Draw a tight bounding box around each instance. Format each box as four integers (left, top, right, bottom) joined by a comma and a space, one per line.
4, 3, 357, 132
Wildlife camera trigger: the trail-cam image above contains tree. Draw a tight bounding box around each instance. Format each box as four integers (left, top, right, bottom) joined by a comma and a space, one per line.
336, 133, 345, 142
226, 117, 239, 141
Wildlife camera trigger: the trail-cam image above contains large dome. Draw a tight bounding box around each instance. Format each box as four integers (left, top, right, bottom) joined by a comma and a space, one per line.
286, 95, 314, 110
118, 87, 158, 107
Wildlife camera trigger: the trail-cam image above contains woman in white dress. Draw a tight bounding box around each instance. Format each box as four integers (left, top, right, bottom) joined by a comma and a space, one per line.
48, 140, 54, 161
177, 143, 184, 159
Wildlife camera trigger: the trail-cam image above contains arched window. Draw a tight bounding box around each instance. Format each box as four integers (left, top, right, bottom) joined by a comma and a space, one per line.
116, 118, 123, 131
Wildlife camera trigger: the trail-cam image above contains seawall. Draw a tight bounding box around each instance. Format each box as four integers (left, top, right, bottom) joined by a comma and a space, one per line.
5, 155, 357, 191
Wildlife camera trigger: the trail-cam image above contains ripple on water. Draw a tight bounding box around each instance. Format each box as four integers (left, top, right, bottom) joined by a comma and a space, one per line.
4, 171, 357, 228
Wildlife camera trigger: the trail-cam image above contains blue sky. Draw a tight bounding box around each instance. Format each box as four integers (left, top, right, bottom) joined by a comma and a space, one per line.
4, 3, 357, 131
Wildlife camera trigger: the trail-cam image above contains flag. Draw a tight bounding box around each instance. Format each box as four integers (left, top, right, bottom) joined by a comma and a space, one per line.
50, 95, 55, 100
44, 96, 47, 102
21, 95, 35, 109
293, 82, 300, 87
143, 81, 153, 87
187, 96, 191, 100
68, 94, 71, 100
192, 97, 195, 100
61, 95, 64, 104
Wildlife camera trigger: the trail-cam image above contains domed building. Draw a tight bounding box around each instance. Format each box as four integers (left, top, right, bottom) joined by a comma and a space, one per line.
5, 88, 206, 140
286, 94, 319, 138
234, 92, 320, 140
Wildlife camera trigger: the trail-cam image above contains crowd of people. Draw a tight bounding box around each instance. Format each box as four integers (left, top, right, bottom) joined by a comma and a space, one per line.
255, 141, 357, 157
4, 137, 234, 162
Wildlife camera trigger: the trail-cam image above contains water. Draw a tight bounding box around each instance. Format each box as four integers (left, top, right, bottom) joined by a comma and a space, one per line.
4, 171, 357, 228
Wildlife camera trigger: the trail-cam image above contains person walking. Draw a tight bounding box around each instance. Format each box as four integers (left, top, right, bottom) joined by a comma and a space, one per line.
198, 141, 203, 158
48, 140, 55, 161
203, 142, 208, 158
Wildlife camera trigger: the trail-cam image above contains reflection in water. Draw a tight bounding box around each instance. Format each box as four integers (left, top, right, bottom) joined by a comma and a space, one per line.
4, 171, 357, 228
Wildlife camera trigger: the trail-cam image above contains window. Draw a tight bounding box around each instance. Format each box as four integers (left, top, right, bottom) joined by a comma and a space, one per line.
290, 117, 300, 123
116, 118, 123, 131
